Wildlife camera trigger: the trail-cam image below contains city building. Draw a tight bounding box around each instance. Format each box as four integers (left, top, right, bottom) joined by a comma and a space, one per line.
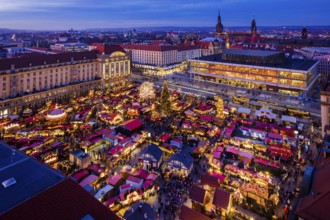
50, 43, 91, 52
191, 39, 222, 57
295, 141, 330, 220
295, 47, 330, 77
321, 85, 330, 136
215, 10, 224, 37
162, 151, 194, 178
212, 188, 232, 216
123, 201, 156, 220
189, 49, 319, 97
138, 144, 163, 169
0, 46, 130, 118
25, 47, 58, 55
0, 142, 119, 219
94, 44, 131, 89
121, 43, 200, 77
69, 149, 91, 169
4, 47, 27, 56
179, 205, 212, 220
302, 27, 308, 39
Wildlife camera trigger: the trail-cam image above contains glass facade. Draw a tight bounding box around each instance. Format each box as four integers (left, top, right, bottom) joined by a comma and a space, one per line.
189, 60, 317, 95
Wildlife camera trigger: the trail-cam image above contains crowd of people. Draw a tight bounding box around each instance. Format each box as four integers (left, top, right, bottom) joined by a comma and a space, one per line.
157, 176, 194, 220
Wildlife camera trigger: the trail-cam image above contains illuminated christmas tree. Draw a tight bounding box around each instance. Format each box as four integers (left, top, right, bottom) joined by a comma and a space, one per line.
160, 81, 171, 117
216, 96, 224, 118
151, 103, 161, 121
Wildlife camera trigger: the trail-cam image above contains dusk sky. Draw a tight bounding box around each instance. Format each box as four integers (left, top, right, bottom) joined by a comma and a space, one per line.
0, 0, 329, 30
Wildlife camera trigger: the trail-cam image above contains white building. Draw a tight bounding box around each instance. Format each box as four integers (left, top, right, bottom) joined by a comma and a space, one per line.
295, 47, 330, 76
94, 184, 114, 202
313, 54, 330, 77
321, 87, 330, 136
5, 47, 28, 56
69, 149, 91, 169
121, 43, 201, 76
50, 43, 91, 52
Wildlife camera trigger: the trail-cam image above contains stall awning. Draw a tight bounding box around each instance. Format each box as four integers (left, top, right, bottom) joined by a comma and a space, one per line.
267, 132, 283, 140
237, 107, 251, 115
281, 115, 297, 124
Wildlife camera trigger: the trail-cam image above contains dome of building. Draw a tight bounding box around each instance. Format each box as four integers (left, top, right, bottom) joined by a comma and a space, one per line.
46, 109, 67, 121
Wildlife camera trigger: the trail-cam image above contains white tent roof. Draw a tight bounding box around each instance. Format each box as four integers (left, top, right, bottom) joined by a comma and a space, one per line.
281, 115, 297, 124
94, 184, 113, 200
237, 107, 251, 115
255, 109, 276, 119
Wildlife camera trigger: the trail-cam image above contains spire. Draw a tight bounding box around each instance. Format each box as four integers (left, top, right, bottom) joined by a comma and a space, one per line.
251, 15, 257, 34
215, 9, 224, 36
217, 9, 221, 23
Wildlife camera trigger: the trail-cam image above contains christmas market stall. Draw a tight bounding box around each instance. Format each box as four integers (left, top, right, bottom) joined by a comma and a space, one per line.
255, 108, 276, 123
162, 151, 194, 178
138, 144, 163, 170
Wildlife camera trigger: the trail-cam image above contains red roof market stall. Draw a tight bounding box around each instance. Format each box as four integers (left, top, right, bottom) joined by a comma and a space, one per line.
269, 145, 292, 157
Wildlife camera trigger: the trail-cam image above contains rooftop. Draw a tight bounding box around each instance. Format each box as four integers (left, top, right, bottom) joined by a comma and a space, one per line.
223, 49, 281, 57
194, 50, 318, 71
0, 142, 64, 214
212, 188, 231, 210
0, 143, 25, 169
179, 205, 211, 220
1, 178, 120, 220
121, 44, 199, 52
0, 51, 98, 72
169, 151, 194, 170
123, 202, 156, 220
71, 149, 90, 159
296, 150, 330, 220
189, 185, 206, 204
140, 144, 163, 161
0, 142, 119, 219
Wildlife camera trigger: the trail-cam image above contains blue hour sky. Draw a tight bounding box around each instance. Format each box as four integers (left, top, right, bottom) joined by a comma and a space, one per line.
0, 0, 329, 30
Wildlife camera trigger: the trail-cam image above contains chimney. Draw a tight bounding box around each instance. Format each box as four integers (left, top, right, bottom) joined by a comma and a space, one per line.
10, 64, 15, 71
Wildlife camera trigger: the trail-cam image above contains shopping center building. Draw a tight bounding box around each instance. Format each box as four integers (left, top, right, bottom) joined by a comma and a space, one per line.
188, 49, 319, 97
121, 43, 201, 77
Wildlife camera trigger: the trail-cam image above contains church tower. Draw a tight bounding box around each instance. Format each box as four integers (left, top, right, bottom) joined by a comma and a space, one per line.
215, 9, 224, 37
251, 16, 257, 45
302, 26, 308, 39
251, 16, 257, 34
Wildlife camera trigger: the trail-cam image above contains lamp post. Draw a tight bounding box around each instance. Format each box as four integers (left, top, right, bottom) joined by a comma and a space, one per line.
294, 130, 300, 160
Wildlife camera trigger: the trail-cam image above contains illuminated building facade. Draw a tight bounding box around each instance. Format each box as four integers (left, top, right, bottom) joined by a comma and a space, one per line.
321, 86, 330, 136
189, 49, 319, 97
121, 44, 200, 77
96, 49, 130, 89
0, 47, 130, 118
50, 43, 91, 52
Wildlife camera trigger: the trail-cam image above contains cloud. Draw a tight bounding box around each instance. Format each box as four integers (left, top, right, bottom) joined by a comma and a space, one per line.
0, 0, 328, 29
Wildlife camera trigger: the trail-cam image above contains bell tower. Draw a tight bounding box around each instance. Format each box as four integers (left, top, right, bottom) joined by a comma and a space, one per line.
251, 16, 257, 45
302, 26, 308, 39
215, 9, 224, 37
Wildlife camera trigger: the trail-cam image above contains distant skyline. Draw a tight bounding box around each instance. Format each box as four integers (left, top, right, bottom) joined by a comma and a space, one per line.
0, 0, 329, 30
